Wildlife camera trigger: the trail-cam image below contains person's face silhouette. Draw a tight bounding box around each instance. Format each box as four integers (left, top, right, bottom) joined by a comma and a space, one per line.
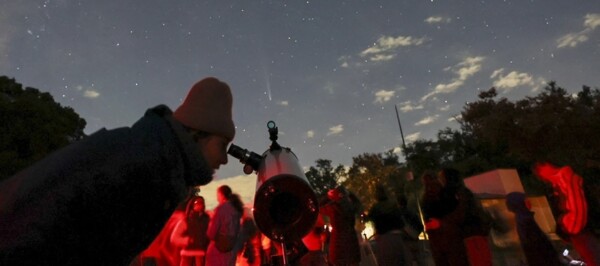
198, 134, 230, 171
193, 198, 205, 213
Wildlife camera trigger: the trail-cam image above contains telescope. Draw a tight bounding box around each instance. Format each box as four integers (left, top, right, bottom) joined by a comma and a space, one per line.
228, 121, 319, 263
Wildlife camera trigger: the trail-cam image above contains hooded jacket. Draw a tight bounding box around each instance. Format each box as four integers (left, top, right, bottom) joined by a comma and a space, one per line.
0, 105, 213, 266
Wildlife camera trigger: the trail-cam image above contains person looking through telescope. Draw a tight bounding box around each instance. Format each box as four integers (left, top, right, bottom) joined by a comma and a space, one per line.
0, 77, 236, 265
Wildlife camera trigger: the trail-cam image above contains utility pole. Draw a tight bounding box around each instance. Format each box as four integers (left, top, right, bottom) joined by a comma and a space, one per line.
395, 105, 407, 153
394, 105, 427, 240
394, 105, 411, 181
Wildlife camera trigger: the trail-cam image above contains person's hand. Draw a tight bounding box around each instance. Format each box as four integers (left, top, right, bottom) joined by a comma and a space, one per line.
425, 218, 441, 230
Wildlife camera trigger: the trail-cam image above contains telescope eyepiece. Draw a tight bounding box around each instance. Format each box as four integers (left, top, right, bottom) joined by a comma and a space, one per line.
228, 144, 262, 172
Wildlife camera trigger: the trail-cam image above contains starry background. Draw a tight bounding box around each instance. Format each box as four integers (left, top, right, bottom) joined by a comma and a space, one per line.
2, 1, 599, 208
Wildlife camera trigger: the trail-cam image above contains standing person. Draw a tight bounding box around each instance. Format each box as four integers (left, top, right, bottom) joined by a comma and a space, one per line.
0, 77, 236, 266
421, 170, 469, 266
320, 186, 362, 266
300, 214, 328, 266
397, 195, 425, 266
505, 192, 562, 266
133, 201, 187, 266
236, 208, 262, 266
206, 185, 244, 266
172, 196, 211, 266
534, 162, 600, 266
368, 184, 410, 266
442, 168, 493, 266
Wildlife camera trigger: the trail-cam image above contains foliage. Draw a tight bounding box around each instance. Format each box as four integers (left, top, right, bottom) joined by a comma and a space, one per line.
306, 81, 600, 223
0, 76, 86, 181
458, 83, 600, 186
342, 151, 409, 210
400, 82, 600, 194
304, 159, 345, 197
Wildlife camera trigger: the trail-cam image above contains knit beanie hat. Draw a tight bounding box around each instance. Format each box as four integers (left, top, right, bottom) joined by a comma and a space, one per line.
173, 77, 235, 141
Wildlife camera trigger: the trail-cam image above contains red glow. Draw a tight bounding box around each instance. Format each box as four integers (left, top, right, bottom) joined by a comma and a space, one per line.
534, 162, 588, 235
138, 210, 184, 265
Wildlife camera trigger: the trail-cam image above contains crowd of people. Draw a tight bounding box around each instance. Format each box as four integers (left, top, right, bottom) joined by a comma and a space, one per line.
133, 184, 258, 266
130, 181, 418, 266
128, 167, 600, 266
321, 165, 600, 266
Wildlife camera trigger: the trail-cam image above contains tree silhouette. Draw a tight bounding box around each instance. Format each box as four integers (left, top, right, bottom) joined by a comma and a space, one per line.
305, 158, 345, 197
306, 81, 600, 232
343, 151, 407, 210
0, 76, 87, 181
459, 82, 600, 177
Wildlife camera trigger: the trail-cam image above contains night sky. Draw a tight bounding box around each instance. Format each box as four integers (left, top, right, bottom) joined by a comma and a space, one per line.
2, 1, 599, 208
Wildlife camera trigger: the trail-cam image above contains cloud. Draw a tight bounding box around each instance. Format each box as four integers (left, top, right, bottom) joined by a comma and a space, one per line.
425, 16, 452, 24
490, 68, 504, 79
557, 33, 589, 48
490, 69, 536, 92
83, 90, 100, 98
76, 85, 101, 99
327, 124, 344, 136
374, 90, 395, 104
399, 101, 424, 112
584, 13, 600, 29
359, 35, 426, 62
338, 55, 365, 68
370, 54, 396, 62
415, 115, 438, 126
322, 82, 337, 95
433, 80, 464, 94
405, 132, 421, 143
557, 13, 600, 48
421, 56, 485, 101
340, 35, 426, 67
306, 130, 315, 138
456, 57, 484, 80
530, 77, 548, 93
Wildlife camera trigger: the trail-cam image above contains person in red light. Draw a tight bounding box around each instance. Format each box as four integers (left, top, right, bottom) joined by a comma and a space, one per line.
448, 169, 493, 266
171, 195, 211, 266
421, 170, 464, 266
235, 207, 262, 266
320, 186, 361, 266
426, 168, 493, 266
135, 203, 187, 266
300, 214, 328, 266
534, 162, 600, 266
